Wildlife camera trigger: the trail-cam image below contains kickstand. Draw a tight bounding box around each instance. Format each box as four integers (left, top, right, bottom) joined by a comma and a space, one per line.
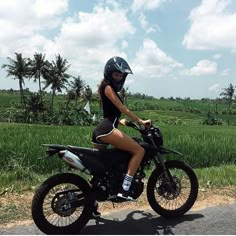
112, 202, 115, 208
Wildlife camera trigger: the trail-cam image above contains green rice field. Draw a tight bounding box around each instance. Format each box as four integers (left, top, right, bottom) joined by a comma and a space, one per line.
0, 92, 235, 192
0, 120, 235, 173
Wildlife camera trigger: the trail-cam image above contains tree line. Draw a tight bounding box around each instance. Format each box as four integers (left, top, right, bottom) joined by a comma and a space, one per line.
1, 52, 235, 114
1, 52, 93, 111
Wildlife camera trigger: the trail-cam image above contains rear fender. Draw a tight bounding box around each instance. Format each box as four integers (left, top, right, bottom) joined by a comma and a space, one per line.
39, 149, 60, 160
39, 144, 68, 160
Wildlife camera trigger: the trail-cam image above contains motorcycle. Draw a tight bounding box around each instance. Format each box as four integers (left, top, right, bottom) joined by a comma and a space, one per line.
31, 120, 199, 234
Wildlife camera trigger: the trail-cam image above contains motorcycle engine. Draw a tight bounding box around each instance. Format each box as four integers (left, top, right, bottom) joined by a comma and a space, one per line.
90, 170, 144, 202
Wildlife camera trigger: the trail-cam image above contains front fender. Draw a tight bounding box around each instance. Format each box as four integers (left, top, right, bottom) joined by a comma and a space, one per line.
150, 159, 188, 176
159, 147, 184, 156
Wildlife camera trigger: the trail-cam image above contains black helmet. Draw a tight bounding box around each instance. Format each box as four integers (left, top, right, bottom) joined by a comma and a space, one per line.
104, 56, 133, 92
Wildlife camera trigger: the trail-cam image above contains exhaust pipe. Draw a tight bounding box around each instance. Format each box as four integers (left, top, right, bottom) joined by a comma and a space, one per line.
60, 150, 90, 174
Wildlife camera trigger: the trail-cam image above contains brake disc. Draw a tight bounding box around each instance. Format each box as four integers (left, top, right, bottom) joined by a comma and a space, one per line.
157, 176, 181, 200
51, 194, 76, 217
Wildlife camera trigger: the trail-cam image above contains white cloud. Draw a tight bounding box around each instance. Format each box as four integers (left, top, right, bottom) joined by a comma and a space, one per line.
212, 53, 221, 60
1, 0, 233, 100
208, 83, 220, 92
183, 0, 236, 50
139, 13, 148, 29
0, 0, 68, 29
133, 38, 183, 78
185, 59, 218, 76
131, 0, 169, 12
138, 13, 160, 33
54, 5, 135, 79
32, 0, 68, 18
58, 7, 135, 52
0, 0, 68, 57
0, 1, 135, 88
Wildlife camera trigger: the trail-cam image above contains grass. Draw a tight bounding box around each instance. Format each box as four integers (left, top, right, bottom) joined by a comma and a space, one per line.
126, 97, 233, 112
0, 93, 21, 108
1, 164, 235, 194
0, 204, 19, 224
0, 121, 235, 193
0, 171, 54, 193
195, 165, 236, 187
0, 122, 95, 173
136, 109, 236, 125
0, 121, 235, 174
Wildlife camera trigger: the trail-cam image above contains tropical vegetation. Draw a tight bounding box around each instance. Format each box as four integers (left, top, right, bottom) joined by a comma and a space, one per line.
0, 52, 235, 191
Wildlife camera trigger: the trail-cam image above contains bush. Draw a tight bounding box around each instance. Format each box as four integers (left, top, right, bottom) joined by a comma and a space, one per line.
0, 102, 103, 126
202, 117, 224, 125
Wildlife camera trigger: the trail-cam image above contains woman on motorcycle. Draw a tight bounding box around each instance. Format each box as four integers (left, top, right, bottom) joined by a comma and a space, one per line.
92, 56, 151, 200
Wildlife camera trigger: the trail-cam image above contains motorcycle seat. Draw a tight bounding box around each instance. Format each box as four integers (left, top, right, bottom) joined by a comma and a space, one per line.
68, 145, 132, 174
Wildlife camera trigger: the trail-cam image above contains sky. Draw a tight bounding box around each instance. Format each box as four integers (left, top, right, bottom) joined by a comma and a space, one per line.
0, 0, 236, 99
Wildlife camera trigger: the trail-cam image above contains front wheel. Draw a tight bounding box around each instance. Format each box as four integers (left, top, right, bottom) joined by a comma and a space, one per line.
147, 160, 198, 218
31, 173, 94, 234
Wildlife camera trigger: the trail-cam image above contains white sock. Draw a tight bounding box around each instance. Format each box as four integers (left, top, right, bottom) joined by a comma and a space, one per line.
122, 174, 133, 191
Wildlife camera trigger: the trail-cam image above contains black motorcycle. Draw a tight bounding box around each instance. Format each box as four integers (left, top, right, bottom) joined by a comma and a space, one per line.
31, 121, 198, 234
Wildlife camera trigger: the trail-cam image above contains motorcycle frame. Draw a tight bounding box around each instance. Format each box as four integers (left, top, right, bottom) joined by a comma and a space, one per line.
140, 131, 184, 183
40, 122, 185, 183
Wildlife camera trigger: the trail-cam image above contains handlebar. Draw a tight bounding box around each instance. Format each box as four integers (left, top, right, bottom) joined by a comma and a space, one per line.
125, 120, 164, 148
125, 120, 153, 134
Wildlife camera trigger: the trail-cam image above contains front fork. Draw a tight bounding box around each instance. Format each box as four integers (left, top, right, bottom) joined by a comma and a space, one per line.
153, 152, 174, 183
147, 135, 174, 183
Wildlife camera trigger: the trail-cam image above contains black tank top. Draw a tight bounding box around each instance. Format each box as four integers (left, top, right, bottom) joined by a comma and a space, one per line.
100, 81, 123, 119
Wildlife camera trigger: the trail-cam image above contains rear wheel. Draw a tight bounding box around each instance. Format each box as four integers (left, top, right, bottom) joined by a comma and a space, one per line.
31, 173, 94, 234
147, 160, 198, 218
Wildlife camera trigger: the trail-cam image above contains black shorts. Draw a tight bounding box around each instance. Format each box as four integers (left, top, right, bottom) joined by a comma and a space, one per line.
92, 117, 119, 145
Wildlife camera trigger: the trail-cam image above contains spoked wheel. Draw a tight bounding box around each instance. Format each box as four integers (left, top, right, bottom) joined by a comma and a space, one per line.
147, 160, 198, 218
31, 173, 94, 234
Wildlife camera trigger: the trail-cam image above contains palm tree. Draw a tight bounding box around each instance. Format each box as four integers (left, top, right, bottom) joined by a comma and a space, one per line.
220, 83, 235, 111
29, 53, 50, 101
43, 54, 70, 110
70, 76, 85, 104
1, 53, 30, 108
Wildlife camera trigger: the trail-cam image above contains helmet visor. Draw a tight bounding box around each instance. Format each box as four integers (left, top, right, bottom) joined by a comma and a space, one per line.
113, 57, 133, 74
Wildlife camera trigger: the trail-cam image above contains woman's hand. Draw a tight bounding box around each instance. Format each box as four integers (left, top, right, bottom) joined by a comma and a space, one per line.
119, 119, 127, 126
138, 119, 152, 127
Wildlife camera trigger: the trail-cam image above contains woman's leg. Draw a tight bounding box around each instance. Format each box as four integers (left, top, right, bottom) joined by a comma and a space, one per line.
100, 129, 144, 199
100, 129, 144, 176
90, 143, 107, 217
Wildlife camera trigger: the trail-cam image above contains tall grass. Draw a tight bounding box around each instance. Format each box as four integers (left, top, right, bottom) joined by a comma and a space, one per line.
195, 165, 236, 187
127, 98, 231, 112
0, 93, 21, 107
0, 123, 94, 173
158, 124, 236, 168
0, 122, 235, 174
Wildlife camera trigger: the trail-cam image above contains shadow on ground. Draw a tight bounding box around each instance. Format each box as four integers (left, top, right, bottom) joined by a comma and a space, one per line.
81, 210, 204, 235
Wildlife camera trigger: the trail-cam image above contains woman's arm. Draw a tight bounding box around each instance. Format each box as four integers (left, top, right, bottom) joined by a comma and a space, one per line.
104, 85, 144, 124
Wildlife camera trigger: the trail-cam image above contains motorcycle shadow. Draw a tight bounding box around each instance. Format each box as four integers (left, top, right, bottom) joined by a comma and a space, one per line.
81, 209, 204, 235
